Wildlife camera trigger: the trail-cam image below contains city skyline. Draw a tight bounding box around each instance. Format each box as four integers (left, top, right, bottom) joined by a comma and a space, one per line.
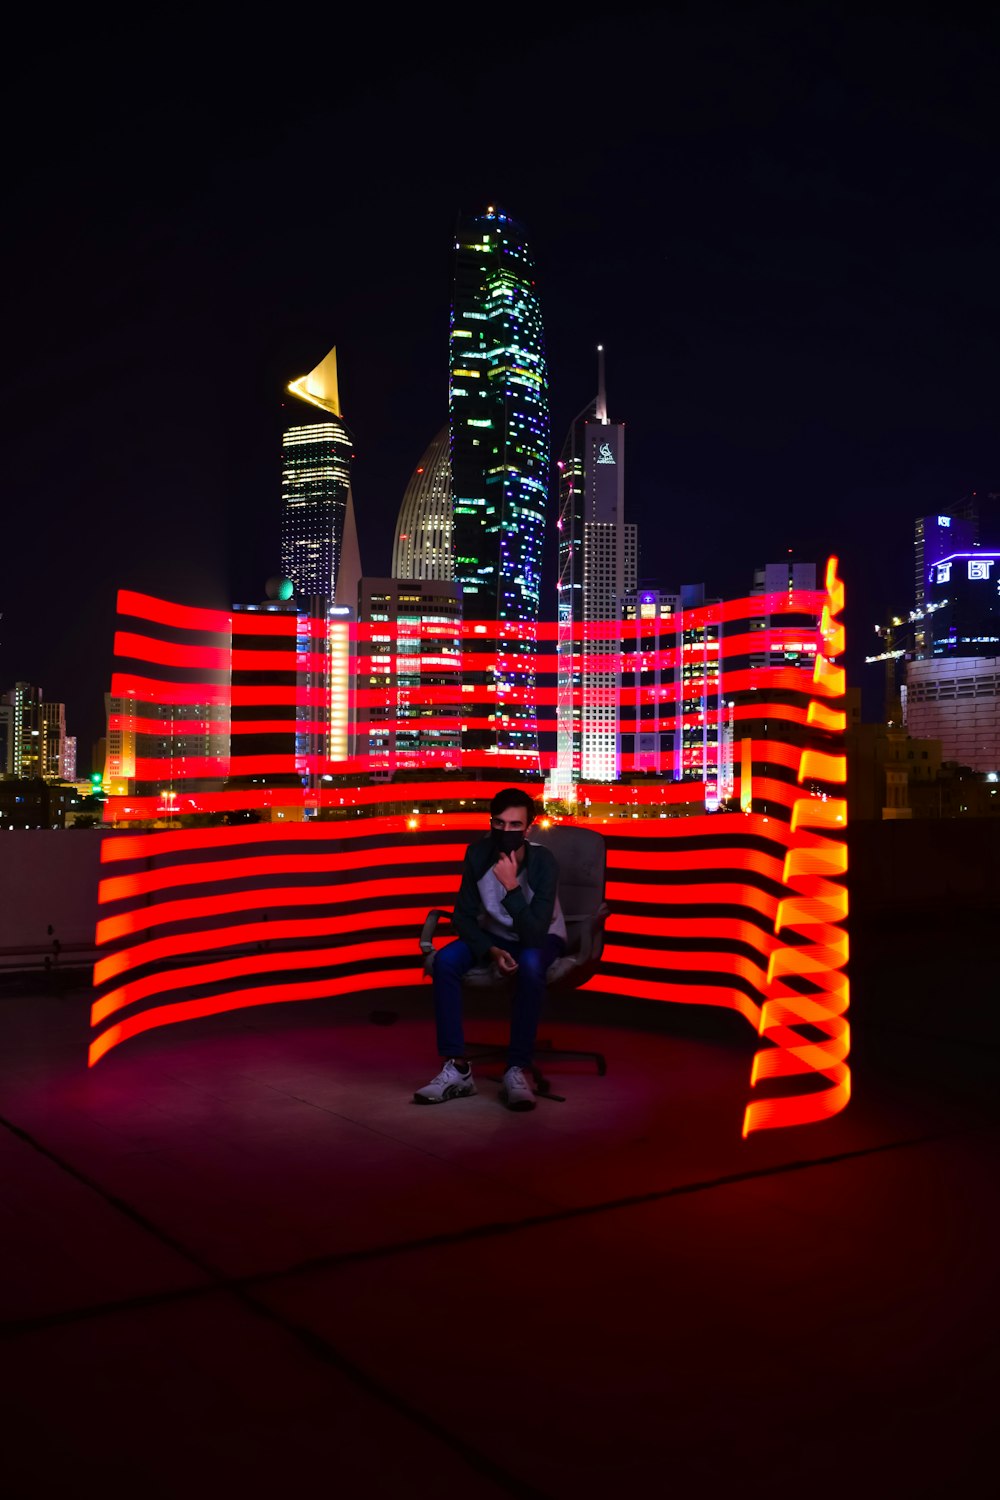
3, 9, 998, 757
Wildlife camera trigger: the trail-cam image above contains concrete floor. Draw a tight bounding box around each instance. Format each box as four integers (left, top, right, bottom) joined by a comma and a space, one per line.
1, 917, 997, 1498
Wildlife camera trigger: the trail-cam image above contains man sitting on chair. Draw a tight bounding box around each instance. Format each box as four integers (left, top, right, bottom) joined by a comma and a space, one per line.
414, 787, 567, 1112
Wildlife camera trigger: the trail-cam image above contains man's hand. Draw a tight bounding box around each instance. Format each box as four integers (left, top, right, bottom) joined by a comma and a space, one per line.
493, 851, 520, 892
490, 946, 519, 974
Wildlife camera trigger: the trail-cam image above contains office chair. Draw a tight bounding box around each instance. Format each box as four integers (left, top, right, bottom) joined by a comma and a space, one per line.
418, 824, 610, 1100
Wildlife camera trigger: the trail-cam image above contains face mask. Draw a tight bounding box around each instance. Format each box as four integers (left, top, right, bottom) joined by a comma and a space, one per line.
491, 828, 525, 855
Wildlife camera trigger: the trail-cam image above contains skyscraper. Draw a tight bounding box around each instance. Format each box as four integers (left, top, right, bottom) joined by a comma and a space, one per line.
41, 701, 67, 781
2, 683, 44, 779
914, 505, 978, 613
912, 503, 978, 657
0, 702, 14, 775
552, 349, 636, 796
449, 206, 549, 760
392, 427, 453, 581
103, 693, 136, 795
280, 346, 362, 607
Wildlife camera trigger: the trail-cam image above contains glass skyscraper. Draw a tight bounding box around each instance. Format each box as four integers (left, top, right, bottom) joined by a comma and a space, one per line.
449, 206, 549, 760
280, 346, 357, 603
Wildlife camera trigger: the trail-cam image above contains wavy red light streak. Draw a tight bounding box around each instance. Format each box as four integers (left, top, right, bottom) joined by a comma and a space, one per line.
92, 573, 849, 1137
742, 557, 850, 1135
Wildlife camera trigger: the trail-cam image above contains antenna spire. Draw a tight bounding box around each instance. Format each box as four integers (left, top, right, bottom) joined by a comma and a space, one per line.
596, 344, 608, 423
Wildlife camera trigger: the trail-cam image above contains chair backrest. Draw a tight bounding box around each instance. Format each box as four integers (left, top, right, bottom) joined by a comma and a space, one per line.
527, 825, 607, 957
439, 824, 607, 991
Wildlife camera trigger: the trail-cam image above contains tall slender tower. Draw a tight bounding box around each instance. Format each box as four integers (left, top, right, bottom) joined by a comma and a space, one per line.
392, 427, 453, 580
278, 346, 361, 785
280, 346, 360, 604
449, 206, 549, 762
552, 348, 636, 797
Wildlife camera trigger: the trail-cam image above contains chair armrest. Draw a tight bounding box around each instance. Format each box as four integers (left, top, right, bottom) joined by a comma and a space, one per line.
419, 909, 454, 956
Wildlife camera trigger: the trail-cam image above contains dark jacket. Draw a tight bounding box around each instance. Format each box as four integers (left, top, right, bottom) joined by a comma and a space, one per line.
451, 837, 560, 959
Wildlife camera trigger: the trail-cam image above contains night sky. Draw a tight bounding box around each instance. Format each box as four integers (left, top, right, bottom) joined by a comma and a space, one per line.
4, 4, 998, 764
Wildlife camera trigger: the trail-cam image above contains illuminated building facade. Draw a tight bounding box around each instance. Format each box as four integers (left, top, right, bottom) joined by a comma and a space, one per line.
675, 585, 725, 803
393, 428, 453, 581
552, 348, 636, 795
748, 561, 819, 671
915, 510, 976, 613
618, 585, 729, 808
280, 346, 362, 606
229, 580, 353, 813
356, 578, 462, 780
904, 549, 1000, 771
449, 206, 549, 760
229, 583, 318, 812
619, 589, 680, 777
913, 496, 1000, 650
2, 684, 45, 779
229, 592, 303, 816
922, 550, 1000, 657
131, 703, 229, 806
326, 606, 353, 766
103, 693, 136, 795
0, 702, 13, 775
105, 691, 228, 805
41, 701, 67, 781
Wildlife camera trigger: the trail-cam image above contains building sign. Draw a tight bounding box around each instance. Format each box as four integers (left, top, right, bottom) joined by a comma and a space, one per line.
968, 559, 994, 580
585, 423, 624, 524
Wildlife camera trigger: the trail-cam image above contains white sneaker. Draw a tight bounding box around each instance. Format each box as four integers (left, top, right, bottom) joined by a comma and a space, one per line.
500, 1065, 536, 1112
413, 1059, 477, 1105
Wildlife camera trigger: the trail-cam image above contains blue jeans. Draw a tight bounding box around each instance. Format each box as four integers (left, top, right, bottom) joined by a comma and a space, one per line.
433, 932, 567, 1068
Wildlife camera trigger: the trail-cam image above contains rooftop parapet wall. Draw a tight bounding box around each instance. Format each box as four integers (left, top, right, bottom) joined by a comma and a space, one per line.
0, 829, 105, 962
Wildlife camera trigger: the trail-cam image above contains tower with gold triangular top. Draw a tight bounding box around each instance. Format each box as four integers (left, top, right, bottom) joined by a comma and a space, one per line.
280, 345, 361, 605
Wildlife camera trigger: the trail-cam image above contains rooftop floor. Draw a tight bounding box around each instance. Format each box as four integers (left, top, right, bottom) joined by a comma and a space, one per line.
1, 914, 997, 1498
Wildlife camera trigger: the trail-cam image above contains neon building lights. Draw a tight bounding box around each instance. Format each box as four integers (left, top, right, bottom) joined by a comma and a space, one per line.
92, 568, 850, 1139
450, 207, 549, 761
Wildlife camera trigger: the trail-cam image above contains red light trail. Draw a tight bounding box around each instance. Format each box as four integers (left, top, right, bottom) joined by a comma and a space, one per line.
92, 566, 850, 1137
